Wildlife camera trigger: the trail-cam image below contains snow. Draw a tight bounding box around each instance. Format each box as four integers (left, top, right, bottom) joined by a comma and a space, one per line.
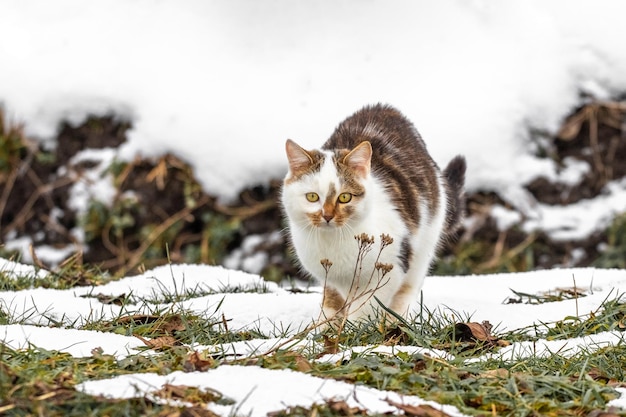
66, 148, 118, 215
523, 178, 626, 241
2, 256, 626, 414
610, 389, 626, 410
3, 1, 626, 414
77, 365, 466, 417
0, 324, 144, 359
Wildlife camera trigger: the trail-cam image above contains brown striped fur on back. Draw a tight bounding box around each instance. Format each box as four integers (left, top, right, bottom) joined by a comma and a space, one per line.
323, 104, 442, 232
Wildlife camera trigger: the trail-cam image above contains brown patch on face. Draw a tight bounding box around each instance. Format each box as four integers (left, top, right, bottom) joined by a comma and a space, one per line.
318, 152, 365, 227
322, 183, 337, 223
323, 286, 346, 316
306, 211, 323, 227
333, 150, 366, 198
331, 203, 356, 227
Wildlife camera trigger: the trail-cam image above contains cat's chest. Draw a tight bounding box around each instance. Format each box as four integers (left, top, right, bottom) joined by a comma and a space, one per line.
292, 219, 405, 283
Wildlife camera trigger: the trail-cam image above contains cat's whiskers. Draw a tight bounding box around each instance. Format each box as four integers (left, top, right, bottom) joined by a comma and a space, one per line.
338, 222, 356, 248
295, 218, 321, 252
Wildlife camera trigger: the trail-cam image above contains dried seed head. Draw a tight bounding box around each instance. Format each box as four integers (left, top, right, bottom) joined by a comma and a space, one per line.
320, 258, 333, 273
375, 262, 394, 275
355, 233, 375, 247
380, 234, 394, 248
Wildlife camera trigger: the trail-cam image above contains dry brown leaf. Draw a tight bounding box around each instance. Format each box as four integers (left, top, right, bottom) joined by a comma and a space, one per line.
283, 352, 313, 372
327, 399, 364, 415
153, 383, 223, 406
136, 335, 179, 350
483, 368, 510, 379
322, 335, 340, 355
94, 293, 127, 305
386, 399, 451, 417
556, 107, 590, 140
413, 359, 427, 373
148, 336, 179, 349
184, 351, 215, 372
157, 314, 187, 334
146, 157, 168, 190
154, 383, 189, 400
586, 410, 623, 417
453, 321, 496, 343
586, 367, 610, 383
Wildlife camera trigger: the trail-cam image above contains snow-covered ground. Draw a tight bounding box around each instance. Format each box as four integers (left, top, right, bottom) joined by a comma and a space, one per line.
1, 258, 626, 414
2, 1, 626, 414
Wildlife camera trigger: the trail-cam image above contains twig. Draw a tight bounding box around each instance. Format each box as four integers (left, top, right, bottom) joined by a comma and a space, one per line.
3, 174, 75, 234
119, 195, 210, 275
573, 274, 579, 318
213, 199, 275, 218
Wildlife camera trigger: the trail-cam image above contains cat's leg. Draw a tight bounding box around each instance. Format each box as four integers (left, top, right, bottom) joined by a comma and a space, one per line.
389, 255, 430, 320
388, 281, 414, 317
318, 285, 346, 328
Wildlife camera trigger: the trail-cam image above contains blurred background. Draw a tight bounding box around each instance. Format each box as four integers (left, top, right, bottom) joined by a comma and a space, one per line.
1, 1, 625, 281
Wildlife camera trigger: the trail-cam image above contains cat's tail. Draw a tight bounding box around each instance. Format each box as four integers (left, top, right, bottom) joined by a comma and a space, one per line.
443, 155, 467, 234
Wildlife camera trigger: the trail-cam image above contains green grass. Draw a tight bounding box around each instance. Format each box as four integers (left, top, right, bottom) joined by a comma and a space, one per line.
1, 265, 626, 416
0, 255, 113, 291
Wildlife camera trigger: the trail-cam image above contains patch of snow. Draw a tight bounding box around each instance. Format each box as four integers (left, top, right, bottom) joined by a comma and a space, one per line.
2, 237, 35, 264
523, 178, 626, 241
224, 232, 283, 275
491, 205, 522, 231
30, 244, 79, 268
66, 148, 118, 215
317, 344, 452, 365
85, 263, 280, 299
0, 324, 144, 358
473, 331, 626, 363
558, 157, 592, 186
0, 257, 47, 279
241, 252, 268, 276
77, 365, 469, 417
609, 388, 626, 410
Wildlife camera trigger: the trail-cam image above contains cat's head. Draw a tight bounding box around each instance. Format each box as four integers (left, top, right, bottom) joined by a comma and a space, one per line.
282, 139, 372, 229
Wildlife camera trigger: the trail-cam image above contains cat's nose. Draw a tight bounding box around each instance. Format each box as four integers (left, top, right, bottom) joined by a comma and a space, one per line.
322, 213, 334, 223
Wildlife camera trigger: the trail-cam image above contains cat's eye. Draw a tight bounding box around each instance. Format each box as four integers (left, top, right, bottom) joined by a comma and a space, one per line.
305, 192, 319, 202
338, 193, 352, 203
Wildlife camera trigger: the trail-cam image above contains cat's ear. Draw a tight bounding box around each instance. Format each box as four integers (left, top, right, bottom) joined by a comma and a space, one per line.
343, 141, 372, 178
285, 139, 314, 174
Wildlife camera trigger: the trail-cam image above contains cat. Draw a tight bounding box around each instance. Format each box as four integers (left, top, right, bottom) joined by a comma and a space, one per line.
281, 104, 466, 324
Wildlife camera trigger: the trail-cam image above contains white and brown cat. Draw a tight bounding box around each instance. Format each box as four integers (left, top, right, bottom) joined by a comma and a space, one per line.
281, 104, 466, 323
